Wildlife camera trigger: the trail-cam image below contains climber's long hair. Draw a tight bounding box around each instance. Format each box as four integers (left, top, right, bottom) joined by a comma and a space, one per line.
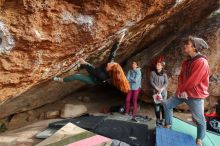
108, 63, 130, 94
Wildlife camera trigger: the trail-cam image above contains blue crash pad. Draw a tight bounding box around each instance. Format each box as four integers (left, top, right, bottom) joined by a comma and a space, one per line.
156, 127, 197, 146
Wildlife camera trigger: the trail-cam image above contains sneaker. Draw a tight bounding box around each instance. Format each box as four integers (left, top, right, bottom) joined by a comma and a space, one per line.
156, 119, 161, 126
131, 117, 139, 123
53, 77, 62, 82
161, 119, 165, 126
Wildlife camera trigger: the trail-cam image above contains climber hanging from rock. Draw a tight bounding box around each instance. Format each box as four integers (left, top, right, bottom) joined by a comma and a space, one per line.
53, 29, 130, 94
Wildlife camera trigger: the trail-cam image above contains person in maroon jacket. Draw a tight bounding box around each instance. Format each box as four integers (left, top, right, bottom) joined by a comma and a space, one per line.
163, 36, 209, 146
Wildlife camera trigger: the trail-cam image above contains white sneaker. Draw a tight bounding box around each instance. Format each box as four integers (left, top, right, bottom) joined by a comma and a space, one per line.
53, 77, 62, 82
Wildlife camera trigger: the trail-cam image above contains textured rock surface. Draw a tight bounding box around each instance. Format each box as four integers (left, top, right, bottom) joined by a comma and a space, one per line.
126, 11, 220, 110
165, 13, 220, 110
60, 104, 87, 118
164, 14, 220, 96
0, 0, 175, 118
0, 0, 219, 118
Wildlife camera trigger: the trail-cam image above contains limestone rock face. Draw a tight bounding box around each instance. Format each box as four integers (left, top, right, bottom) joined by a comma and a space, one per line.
165, 15, 220, 94
0, 0, 219, 118
164, 13, 220, 110
127, 11, 220, 110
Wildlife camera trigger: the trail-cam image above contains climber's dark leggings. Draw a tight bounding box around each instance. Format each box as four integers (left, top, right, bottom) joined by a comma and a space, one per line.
63, 74, 97, 84
63, 41, 119, 84
63, 63, 98, 84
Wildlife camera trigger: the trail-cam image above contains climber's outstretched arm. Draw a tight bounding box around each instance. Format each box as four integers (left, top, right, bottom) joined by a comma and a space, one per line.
107, 31, 126, 62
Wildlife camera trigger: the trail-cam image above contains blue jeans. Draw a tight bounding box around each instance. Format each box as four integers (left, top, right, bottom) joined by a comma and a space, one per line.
163, 96, 206, 140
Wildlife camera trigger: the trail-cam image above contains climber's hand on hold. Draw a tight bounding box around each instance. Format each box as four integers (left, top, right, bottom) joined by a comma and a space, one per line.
53, 77, 63, 82
79, 58, 87, 65
118, 29, 127, 43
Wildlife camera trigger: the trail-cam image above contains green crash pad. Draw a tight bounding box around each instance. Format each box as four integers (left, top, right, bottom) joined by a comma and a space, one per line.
172, 117, 220, 146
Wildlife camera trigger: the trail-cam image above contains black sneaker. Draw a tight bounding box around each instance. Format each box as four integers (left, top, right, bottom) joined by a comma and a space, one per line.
131, 117, 139, 123
156, 119, 161, 126
160, 119, 165, 126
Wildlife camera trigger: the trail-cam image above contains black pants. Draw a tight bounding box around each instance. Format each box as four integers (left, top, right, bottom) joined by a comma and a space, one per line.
155, 103, 165, 120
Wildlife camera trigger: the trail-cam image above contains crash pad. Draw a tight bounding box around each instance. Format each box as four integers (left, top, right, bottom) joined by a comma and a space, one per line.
156, 127, 196, 146
94, 119, 149, 146
66, 135, 111, 146
37, 122, 113, 146
36, 115, 106, 139
35, 127, 60, 139
36, 115, 148, 145
49, 114, 106, 130
36, 123, 89, 146
172, 117, 220, 146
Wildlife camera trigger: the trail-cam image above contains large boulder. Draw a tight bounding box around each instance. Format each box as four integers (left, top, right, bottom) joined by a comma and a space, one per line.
0, 0, 219, 118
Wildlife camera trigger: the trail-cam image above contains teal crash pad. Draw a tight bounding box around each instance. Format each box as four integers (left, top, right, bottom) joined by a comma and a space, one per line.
172, 117, 220, 146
